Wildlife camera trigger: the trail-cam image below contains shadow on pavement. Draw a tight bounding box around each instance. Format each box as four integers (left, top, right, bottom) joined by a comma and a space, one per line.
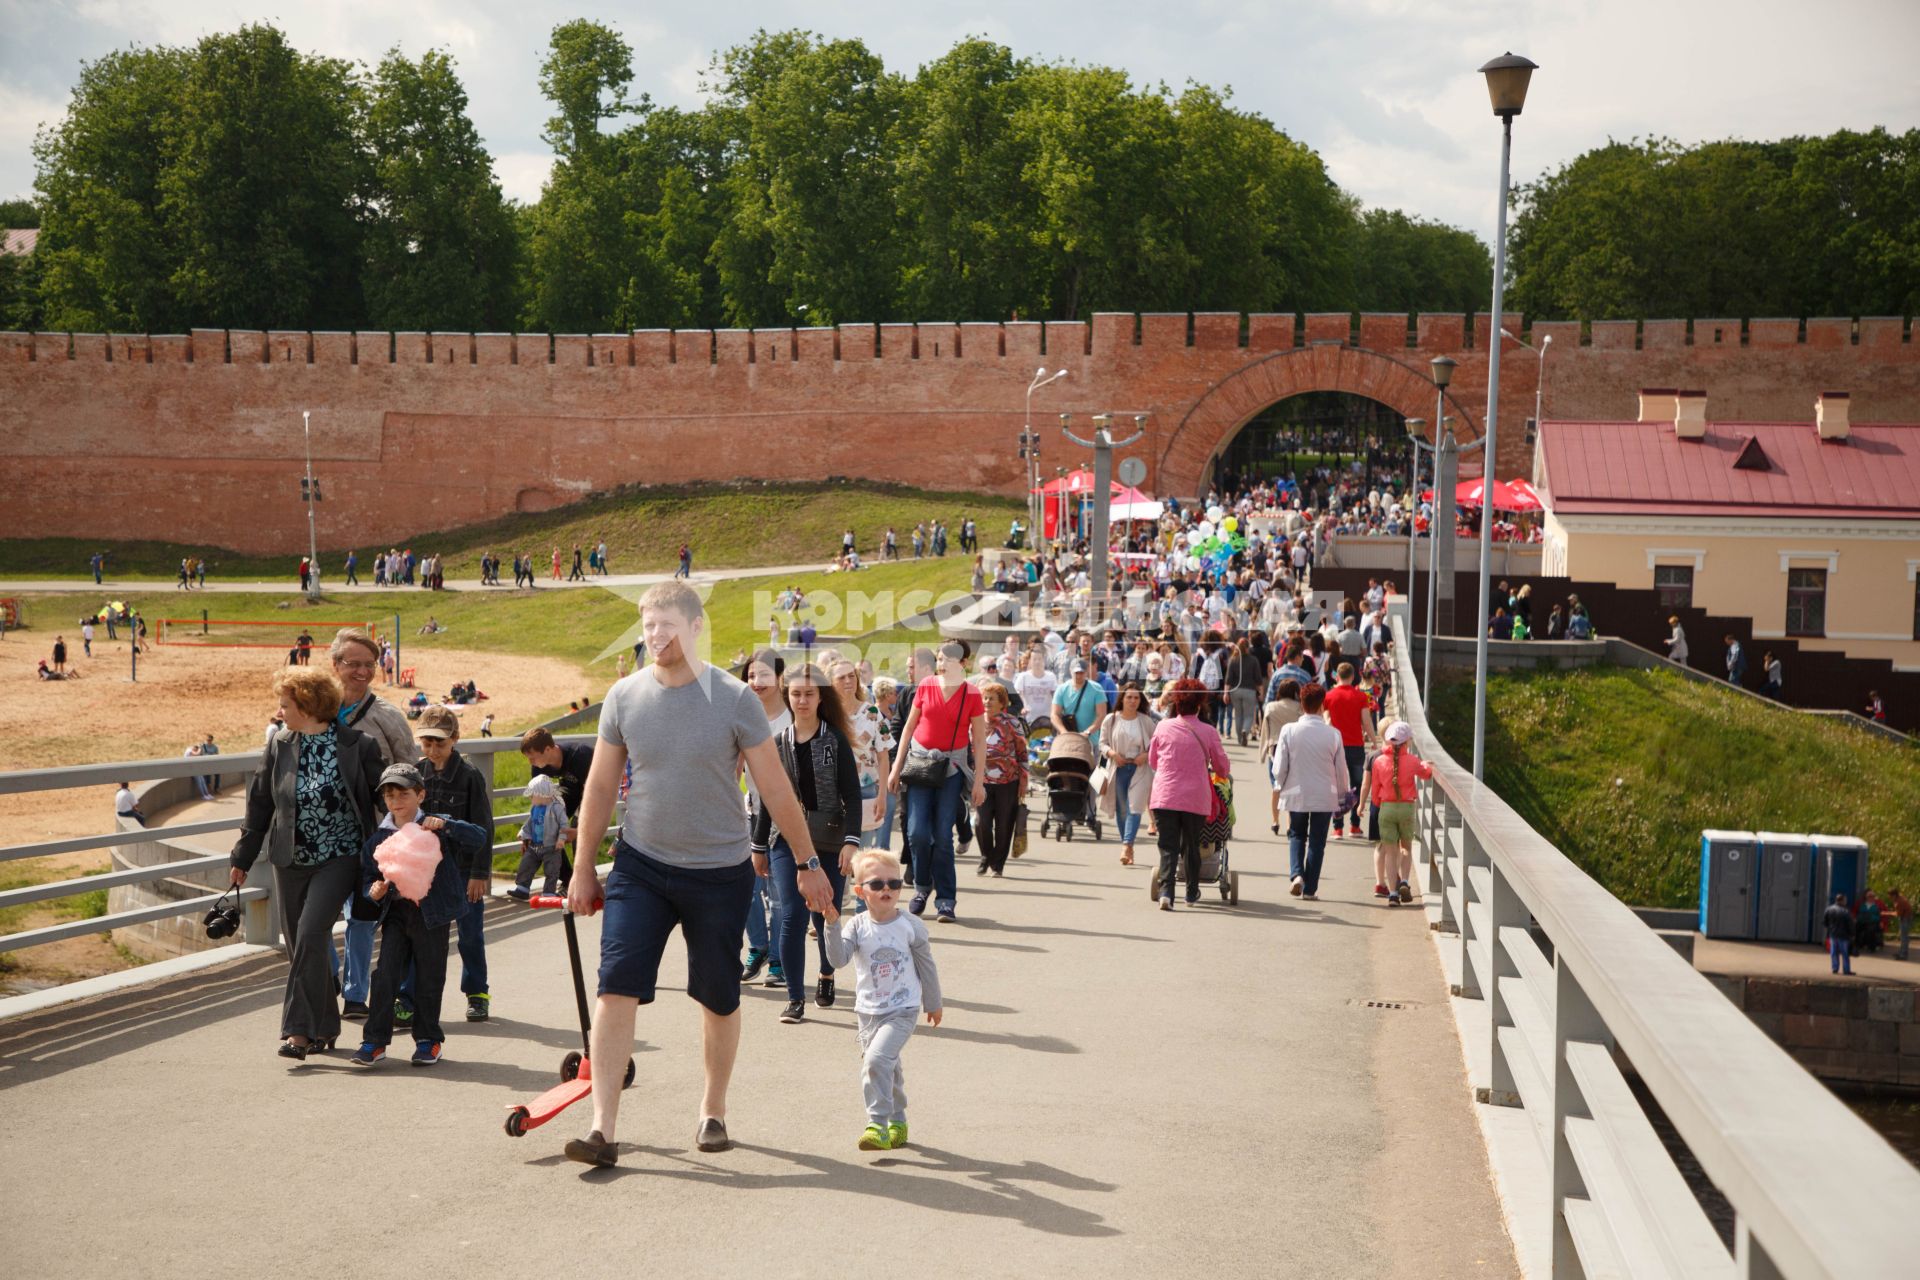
531, 1140, 1120, 1236
959, 919, 1169, 945
0, 952, 285, 1085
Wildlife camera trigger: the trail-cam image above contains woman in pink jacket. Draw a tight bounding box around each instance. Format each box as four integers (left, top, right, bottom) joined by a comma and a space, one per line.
1146, 679, 1232, 911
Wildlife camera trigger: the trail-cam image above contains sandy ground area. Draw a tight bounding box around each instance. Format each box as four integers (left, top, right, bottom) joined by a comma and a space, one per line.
1, 634, 590, 991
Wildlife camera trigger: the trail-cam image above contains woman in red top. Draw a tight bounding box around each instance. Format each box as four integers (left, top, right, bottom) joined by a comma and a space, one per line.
886, 641, 988, 923
1358, 720, 1433, 905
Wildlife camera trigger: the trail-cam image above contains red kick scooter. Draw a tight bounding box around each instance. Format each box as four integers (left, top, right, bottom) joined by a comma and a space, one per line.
503, 894, 635, 1138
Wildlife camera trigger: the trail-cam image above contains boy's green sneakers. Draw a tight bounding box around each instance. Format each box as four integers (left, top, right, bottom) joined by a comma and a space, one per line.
859, 1124, 892, 1151
886, 1122, 909, 1148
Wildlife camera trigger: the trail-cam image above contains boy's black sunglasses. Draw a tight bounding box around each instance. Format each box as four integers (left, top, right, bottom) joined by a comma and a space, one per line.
861, 878, 905, 891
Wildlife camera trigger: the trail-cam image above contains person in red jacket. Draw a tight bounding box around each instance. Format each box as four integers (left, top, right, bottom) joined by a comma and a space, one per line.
1321, 662, 1375, 838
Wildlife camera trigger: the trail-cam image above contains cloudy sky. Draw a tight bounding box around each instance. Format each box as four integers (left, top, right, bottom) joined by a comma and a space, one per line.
3, 0, 1917, 244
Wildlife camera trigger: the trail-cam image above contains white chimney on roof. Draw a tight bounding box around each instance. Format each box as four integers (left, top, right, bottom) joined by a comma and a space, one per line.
1637, 388, 1677, 424
1674, 390, 1708, 441
1816, 391, 1850, 441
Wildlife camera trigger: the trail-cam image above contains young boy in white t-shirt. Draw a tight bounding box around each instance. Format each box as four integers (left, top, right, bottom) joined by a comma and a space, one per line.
824, 850, 944, 1151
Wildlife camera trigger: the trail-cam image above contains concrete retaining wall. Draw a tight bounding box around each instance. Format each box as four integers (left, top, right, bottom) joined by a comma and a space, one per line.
1704, 972, 1920, 1090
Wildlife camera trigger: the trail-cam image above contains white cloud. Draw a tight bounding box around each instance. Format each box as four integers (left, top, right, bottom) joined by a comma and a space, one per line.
491, 150, 552, 205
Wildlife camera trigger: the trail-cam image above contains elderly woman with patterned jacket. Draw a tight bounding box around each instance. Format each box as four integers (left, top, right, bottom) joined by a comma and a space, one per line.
229, 666, 384, 1059
748, 663, 864, 1025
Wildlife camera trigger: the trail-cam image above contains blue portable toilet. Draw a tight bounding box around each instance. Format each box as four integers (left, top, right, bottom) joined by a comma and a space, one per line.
1699, 830, 1758, 939
1811, 835, 1870, 926
1754, 832, 1814, 943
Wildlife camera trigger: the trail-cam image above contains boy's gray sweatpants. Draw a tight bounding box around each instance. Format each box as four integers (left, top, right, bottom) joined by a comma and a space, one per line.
858, 1008, 917, 1125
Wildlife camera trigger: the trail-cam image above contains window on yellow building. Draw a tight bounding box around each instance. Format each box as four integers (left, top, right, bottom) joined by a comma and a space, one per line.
1785, 569, 1826, 638
1654, 565, 1693, 611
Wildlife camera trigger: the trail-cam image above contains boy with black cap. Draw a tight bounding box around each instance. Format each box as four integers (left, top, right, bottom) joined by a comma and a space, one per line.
414, 705, 495, 1022
348, 762, 490, 1066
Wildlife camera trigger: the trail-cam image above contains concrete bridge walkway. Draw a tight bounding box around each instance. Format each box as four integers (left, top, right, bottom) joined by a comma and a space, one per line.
0, 743, 1517, 1279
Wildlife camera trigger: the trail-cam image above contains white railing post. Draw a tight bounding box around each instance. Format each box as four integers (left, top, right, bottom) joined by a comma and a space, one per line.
1456, 825, 1487, 999
1551, 956, 1608, 1279
241, 860, 278, 947
1735, 1221, 1786, 1280
1485, 863, 1529, 1107
1422, 790, 1446, 902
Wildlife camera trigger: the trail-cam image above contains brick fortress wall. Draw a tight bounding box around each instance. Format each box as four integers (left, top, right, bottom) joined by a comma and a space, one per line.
2, 314, 1915, 553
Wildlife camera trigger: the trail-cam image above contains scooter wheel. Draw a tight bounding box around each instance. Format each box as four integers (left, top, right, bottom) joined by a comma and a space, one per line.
505, 1107, 530, 1138
560, 1050, 583, 1083
623, 1057, 637, 1088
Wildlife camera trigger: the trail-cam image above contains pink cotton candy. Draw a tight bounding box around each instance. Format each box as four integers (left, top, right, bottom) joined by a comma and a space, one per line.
375, 823, 442, 903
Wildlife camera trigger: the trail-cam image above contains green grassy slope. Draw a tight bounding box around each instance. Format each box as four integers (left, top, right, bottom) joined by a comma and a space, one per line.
1427, 664, 1920, 908
0, 481, 1024, 581
13, 557, 970, 675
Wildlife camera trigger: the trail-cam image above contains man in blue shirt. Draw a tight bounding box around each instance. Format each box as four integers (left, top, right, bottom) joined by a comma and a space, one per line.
1051, 660, 1108, 752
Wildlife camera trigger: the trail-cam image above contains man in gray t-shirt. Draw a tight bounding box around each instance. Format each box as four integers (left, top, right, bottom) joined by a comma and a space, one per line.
599, 670, 770, 868
562, 581, 830, 1169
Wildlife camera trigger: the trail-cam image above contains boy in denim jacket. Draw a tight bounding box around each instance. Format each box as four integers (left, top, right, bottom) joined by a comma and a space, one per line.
348, 763, 489, 1066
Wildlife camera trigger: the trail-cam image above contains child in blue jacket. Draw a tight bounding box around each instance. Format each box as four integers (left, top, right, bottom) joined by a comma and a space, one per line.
348, 763, 489, 1066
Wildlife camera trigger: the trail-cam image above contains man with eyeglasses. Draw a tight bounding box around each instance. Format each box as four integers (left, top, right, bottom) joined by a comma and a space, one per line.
329, 627, 417, 1020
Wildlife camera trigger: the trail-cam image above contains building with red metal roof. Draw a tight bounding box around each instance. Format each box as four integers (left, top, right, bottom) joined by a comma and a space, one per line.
1535, 391, 1920, 668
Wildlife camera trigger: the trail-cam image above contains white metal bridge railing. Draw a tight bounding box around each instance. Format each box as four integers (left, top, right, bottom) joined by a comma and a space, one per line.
1391, 601, 1920, 1280
0, 735, 602, 956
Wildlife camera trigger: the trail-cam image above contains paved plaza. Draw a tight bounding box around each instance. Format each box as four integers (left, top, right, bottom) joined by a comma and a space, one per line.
0, 744, 1516, 1279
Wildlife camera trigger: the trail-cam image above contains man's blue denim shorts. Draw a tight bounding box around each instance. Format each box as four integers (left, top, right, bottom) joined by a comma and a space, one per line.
597, 840, 755, 1015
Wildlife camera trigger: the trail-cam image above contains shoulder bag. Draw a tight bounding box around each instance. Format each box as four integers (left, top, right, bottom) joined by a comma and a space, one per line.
899, 682, 969, 789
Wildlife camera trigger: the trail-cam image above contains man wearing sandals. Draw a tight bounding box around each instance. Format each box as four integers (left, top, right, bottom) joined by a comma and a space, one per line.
561, 581, 831, 1167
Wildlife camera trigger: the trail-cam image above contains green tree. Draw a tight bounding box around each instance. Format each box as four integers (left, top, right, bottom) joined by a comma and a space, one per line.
1509, 130, 1919, 320
0, 198, 39, 227
705, 31, 902, 326
523, 20, 641, 331
1348, 208, 1491, 313
32, 46, 190, 330
361, 48, 520, 330
160, 25, 366, 329
893, 39, 1044, 321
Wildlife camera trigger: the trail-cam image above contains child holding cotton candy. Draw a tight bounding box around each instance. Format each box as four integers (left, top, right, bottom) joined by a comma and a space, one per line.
347, 762, 489, 1067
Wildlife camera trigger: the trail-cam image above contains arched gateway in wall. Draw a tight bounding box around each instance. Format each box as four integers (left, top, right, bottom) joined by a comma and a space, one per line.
1155, 344, 1482, 499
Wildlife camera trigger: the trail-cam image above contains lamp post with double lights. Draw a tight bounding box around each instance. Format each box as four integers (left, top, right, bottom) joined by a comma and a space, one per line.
1470, 50, 1538, 780
1061, 412, 1146, 620
1022, 367, 1068, 547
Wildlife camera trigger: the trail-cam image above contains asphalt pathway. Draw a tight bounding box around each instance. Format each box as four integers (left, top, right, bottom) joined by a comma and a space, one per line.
0, 742, 1518, 1280
0, 562, 829, 596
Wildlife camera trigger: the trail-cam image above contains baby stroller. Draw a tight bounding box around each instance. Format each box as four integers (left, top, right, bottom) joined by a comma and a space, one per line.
1148, 773, 1240, 905
1025, 722, 1056, 776
1042, 732, 1102, 841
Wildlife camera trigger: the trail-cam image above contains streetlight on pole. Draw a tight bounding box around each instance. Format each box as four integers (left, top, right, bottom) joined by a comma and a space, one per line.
1471, 50, 1538, 780
301, 410, 321, 600
1023, 367, 1068, 549
1411, 411, 1483, 701
1500, 326, 1552, 442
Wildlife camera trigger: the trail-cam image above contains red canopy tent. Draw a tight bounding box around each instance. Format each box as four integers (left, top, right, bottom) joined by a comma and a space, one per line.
1031, 473, 1155, 538
1424, 479, 1545, 512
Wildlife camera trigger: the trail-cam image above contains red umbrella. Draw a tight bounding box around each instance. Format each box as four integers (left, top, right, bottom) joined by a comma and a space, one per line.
1506, 479, 1545, 511
1456, 478, 1542, 512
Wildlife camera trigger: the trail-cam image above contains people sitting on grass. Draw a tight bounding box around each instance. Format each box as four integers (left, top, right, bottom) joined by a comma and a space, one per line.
417, 616, 446, 636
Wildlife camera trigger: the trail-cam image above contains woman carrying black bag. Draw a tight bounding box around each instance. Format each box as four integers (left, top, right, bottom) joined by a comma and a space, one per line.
748, 663, 863, 1024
